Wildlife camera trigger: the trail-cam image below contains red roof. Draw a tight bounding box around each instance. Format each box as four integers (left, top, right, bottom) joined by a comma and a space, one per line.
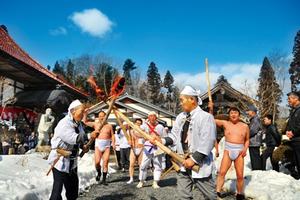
0, 27, 88, 97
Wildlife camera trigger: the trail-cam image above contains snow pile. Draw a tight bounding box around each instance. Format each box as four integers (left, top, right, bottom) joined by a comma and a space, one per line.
0, 151, 116, 200
215, 138, 300, 200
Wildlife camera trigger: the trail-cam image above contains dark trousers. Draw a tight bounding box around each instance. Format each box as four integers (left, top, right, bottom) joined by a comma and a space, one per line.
2, 146, 9, 155
249, 147, 262, 170
291, 141, 300, 177
177, 172, 216, 200
50, 168, 79, 200
120, 147, 130, 169
115, 150, 121, 168
261, 146, 279, 171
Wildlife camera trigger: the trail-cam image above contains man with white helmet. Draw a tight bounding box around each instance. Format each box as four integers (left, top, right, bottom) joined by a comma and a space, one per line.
48, 100, 95, 200
157, 86, 217, 199
137, 111, 165, 189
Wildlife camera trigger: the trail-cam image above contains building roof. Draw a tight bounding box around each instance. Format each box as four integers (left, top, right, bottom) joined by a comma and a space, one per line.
88, 93, 176, 126
200, 80, 259, 111
0, 26, 88, 98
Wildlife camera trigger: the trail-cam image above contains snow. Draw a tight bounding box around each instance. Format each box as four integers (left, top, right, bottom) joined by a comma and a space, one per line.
0, 151, 116, 200
214, 138, 300, 200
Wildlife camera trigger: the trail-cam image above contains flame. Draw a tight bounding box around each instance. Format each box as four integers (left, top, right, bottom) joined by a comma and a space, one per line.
87, 76, 106, 100
110, 76, 126, 97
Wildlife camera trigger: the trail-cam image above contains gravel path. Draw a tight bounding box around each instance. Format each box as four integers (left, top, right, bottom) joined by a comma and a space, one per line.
78, 167, 239, 200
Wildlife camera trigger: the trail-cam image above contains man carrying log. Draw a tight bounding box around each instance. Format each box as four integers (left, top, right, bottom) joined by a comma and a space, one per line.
209, 104, 249, 200
127, 118, 144, 184
156, 86, 217, 199
83, 110, 115, 185
48, 100, 95, 200
137, 111, 165, 189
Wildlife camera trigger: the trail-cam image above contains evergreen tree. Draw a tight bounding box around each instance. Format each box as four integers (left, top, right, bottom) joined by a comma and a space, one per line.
46, 65, 51, 70
52, 61, 65, 78
216, 75, 230, 85
289, 30, 300, 92
163, 70, 174, 111
146, 62, 162, 104
257, 57, 282, 120
172, 86, 181, 114
66, 59, 74, 83
139, 82, 148, 101
122, 59, 137, 94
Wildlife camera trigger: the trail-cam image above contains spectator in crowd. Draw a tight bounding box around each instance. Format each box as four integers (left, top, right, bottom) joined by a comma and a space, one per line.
246, 105, 263, 170
261, 114, 280, 171
1, 132, 11, 155
114, 126, 122, 170
286, 91, 300, 179
119, 122, 131, 172
28, 131, 38, 150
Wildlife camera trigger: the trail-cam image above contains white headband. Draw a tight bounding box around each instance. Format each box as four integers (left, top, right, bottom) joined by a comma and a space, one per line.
180, 86, 202, 105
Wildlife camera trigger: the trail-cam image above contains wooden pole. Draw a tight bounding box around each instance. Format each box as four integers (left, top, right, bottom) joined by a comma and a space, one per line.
114, 109, 200, 172
113, 109, 132, 143
205, 58, 212, 103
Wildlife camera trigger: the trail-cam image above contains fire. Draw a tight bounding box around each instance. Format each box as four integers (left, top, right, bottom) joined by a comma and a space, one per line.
87, 76, 106, 100
110, 76, 126, 97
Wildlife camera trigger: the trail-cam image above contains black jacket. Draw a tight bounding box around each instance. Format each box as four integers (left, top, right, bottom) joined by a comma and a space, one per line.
264, 124, 278, 147
286, 105, 300, 141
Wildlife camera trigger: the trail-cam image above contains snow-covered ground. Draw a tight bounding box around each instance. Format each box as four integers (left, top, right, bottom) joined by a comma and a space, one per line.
0, 151, 116, 200
215, 138, 300, 200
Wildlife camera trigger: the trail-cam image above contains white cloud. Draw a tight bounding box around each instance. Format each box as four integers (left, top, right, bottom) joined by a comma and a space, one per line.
49, 27, 67, 36
70, 8, 113, 38
174, 62, 261, 99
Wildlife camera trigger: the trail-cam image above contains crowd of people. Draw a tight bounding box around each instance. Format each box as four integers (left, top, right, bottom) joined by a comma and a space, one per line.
0, 125, 38, 155
2, 87, 299, 200
46, 88, 300, 200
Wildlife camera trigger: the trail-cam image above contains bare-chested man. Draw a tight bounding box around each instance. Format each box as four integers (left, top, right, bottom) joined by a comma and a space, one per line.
127, 118, 144, 184
209, 104, 249, 200
83, 111, 115, 185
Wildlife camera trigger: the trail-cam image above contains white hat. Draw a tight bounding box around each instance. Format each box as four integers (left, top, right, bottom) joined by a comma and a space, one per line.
180, 86, 202, 105
123, 121, 128, 125
68, 99, 82, 112
148, 111, 158, 117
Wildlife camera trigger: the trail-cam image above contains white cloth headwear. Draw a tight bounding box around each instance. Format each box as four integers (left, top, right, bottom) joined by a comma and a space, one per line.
68, 100, 82, 119
180, 86, 202, 105
148, 111, 158, 117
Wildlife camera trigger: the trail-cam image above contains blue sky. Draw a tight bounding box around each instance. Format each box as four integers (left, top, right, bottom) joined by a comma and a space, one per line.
1, 0, 299, 94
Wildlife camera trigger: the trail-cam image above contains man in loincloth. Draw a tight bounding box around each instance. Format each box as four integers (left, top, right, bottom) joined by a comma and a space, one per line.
127, 118, 144, 184
209, 103, 249, 200
83, 111, 115, 185
137, 111, 165, 189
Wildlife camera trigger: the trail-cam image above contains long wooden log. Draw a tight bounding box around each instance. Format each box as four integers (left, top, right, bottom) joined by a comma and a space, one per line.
113, 109, 132, 143
205, 58, 212, 103
79, 97, 117, 157
114, 109, 200, 172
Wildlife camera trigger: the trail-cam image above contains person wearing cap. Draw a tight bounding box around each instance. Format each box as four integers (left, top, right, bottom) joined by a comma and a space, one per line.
159, 86, 217, 199
48, 100, 94, 200
119, 121, 131, 172
127, 118, 144, 184
246, 105, 263, 170
286, 91, 300, 179
83, 110, 115, 185
209, 104, 249, 200
137, 111, 165, 189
